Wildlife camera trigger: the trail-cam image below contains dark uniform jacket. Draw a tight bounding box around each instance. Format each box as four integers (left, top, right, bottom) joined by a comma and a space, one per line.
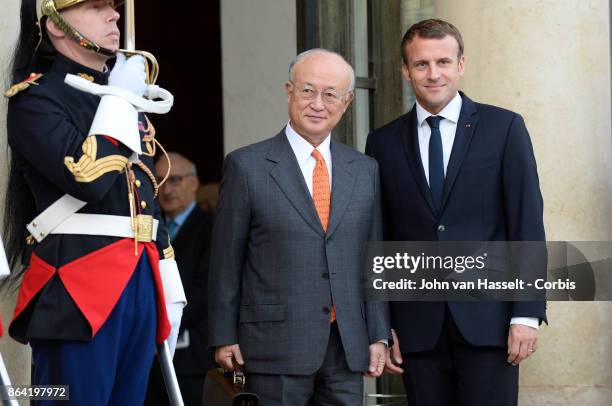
171, 206, 215, 375
7, 54, 172, 344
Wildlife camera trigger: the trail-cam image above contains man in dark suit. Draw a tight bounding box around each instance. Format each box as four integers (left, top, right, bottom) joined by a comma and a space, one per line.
366, 19, 546, 406
208, 49, 390, 405
146, 152, 215, 406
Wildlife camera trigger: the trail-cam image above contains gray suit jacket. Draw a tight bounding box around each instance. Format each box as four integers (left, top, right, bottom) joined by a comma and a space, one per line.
208, 129, 390, 375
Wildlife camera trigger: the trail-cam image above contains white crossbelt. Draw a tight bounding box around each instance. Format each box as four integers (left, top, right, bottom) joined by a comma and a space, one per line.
27, 194, 157, 242
27, 194, 86, 242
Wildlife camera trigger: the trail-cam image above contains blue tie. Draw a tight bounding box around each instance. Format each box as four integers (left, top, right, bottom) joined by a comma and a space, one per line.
426, 116, 444, 212
167, 219, 178, 242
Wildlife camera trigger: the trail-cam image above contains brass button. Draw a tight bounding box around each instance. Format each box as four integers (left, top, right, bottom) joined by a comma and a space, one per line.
135, 180, 142, 188
141, 201, 147, 209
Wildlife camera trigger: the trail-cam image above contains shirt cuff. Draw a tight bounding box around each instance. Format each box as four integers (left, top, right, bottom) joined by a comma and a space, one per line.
377, 339, 389, 346
510, 317, 539, 329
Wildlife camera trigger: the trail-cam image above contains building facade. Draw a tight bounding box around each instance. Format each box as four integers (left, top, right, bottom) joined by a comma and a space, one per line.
1, 1, 611, 404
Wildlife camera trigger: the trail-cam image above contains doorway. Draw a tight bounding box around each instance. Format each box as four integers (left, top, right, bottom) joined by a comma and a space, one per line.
120, 1, 224, 184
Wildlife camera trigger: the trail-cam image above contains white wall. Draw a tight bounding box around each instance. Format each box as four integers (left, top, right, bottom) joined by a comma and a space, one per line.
221, 0, 297, 154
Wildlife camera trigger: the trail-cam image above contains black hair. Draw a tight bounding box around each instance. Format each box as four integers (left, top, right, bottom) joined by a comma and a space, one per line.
12, 0, 57, 82
2, 0, 57, 289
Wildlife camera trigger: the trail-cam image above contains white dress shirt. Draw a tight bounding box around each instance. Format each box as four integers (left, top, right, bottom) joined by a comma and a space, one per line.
416, 92, 462, 185
285, 122, 390, 345
416, 93, 538, 330
285, 121, 332, 194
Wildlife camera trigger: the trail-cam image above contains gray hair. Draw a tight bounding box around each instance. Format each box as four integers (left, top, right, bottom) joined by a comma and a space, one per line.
159, 152, 198, 177
288, 48, 355, 92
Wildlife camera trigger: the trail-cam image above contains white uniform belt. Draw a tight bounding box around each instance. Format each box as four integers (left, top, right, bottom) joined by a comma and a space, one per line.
27, 194, 159, 243
47, 214, 158, 241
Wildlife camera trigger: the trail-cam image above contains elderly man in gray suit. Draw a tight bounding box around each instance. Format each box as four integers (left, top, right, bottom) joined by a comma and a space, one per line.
208, 49, 390, 405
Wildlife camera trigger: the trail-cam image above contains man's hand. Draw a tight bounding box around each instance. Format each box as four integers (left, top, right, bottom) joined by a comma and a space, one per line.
109, 53, 147, 97
365, 342, 386, 377
385, 329, 404, 375
507, 324, 538, 366
215, 344, 244, 370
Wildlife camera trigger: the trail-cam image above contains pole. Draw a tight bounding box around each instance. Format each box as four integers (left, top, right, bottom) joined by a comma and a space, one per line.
124, 0, 136, 51
157, 342, 184, 406
123, 3, 182, 404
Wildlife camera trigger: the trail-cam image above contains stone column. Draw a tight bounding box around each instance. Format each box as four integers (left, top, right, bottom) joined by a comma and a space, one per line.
435, 1, 612, 404
1, 0, 33, 394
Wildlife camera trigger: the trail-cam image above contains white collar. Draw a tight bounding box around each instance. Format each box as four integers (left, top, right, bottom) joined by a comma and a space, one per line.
285, 121, 331, 165
416, 92, 463, 126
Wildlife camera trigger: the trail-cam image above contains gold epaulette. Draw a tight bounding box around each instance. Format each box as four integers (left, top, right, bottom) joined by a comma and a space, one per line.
4, 73, 43, 98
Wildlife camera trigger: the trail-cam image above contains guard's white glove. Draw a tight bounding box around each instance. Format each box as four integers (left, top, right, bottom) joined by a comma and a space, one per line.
159, 258, 187, 357
166, 302, 184, 357
108, 53, 147, 97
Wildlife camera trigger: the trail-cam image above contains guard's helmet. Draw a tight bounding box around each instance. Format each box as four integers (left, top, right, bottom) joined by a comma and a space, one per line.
36, 0, 123, 56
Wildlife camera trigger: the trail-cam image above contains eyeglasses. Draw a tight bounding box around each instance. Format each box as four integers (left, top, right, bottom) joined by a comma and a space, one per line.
289, 81, 352, 105
156, 173, 196, 187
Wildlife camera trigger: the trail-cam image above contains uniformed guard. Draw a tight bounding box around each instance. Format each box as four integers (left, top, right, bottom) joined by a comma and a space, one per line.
2, 0, 186, 404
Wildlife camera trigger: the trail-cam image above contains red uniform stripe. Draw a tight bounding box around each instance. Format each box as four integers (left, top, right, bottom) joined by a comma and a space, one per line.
11, 239, 171, 344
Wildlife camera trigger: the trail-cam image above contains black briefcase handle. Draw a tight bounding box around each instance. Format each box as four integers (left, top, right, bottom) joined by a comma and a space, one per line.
201, 359, 260, 406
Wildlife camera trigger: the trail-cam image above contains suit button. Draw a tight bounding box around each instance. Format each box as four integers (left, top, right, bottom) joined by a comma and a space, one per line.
322, 273, 329, 280
322, 306, 330, 314
141, 201, 147, 209
135, 180, 142, 188
438, 224, 446, 232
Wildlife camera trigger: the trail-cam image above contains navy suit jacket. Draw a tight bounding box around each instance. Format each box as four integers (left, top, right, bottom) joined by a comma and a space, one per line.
172, 206, 216, 375
366, 92, 547, 353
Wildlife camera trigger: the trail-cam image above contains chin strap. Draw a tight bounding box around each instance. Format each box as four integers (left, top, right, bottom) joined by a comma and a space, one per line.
39, 0, 116, 56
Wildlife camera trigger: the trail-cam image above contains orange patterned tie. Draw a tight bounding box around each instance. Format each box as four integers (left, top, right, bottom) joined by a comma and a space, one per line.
311, 149, 335, 322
